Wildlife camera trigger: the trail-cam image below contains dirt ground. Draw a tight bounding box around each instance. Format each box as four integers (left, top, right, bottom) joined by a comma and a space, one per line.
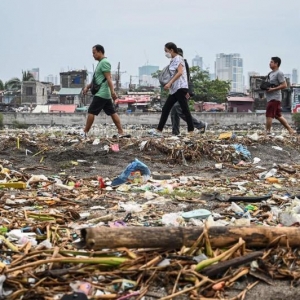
1, 124, 300, 300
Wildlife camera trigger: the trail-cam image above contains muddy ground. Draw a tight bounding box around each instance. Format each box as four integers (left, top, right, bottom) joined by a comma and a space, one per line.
1, 124, 300, 300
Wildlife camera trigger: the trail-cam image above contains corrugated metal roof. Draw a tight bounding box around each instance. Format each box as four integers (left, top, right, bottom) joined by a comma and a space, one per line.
50, 105, 77, 113
58, 88, 82, 95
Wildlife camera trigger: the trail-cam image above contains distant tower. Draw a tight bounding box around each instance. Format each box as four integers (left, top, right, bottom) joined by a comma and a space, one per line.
138, 65, 159, 87
192, 55, 203, 69
45, 74, 54, 84
30, 68, 40, 81
292, 69, 298, 84
215, 53, 243, 93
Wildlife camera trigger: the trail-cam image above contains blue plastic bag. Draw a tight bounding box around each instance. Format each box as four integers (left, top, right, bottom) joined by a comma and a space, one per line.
111, 159, 151, 187
232, 144, 251, 160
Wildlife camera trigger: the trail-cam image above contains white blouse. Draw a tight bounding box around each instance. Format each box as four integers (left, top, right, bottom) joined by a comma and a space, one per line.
169, 55, 188, 95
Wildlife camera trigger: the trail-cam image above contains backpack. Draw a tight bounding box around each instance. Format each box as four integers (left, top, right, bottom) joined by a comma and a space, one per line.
184, 59, 194, 97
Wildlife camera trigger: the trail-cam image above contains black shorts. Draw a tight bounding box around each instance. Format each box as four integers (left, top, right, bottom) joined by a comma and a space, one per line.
88, 96, 116, 116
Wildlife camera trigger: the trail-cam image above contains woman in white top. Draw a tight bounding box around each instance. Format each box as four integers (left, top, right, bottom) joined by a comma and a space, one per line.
154, 42, 194, 136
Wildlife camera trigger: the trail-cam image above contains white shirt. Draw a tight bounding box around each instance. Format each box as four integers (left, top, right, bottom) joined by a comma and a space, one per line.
169, 55, 188, 95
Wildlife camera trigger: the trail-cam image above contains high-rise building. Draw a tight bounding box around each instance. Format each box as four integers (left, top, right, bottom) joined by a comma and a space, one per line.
192, 55, 203, 69
30, 68, 40, 81
292, 69, 298, 84
138, 65, 159, 87
215, 53, 243, 93
44, 74, 58, 85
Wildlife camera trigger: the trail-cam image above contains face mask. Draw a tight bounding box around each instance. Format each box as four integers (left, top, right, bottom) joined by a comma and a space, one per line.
165, 52, 172, 59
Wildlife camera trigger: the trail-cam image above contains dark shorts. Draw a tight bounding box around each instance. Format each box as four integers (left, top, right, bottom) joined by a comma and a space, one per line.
88, 96, 116, 116
266, 100, 282, 119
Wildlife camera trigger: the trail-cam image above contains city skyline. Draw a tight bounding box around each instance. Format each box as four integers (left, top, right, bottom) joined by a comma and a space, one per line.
1, 0, 299, 86
4, 56, 299, 90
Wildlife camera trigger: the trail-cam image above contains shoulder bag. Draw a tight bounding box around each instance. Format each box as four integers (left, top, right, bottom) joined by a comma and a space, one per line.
90, 74, 107, 95
159, 65, 172, 86
260, 72, 272, 90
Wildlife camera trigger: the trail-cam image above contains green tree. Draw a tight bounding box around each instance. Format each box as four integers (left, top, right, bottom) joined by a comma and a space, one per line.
190, 66, 230, 103
6, 77, 21, 91
152, 67, 231, 103
22, 70, 35, 81
151, 70, 161, 79
6, 71, 35, 91
206, 78, 231, 103
0, 80, 4, 90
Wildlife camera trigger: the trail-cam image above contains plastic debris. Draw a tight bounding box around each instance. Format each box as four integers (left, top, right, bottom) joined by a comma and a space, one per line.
181, 209, 212, 220
232, 144, 251, 160
111, 159, 151, 187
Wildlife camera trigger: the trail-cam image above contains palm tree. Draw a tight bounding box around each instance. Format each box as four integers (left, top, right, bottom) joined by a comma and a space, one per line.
22, 71, 35, 82
6, 77, 21, 91
6, 71, 35, 91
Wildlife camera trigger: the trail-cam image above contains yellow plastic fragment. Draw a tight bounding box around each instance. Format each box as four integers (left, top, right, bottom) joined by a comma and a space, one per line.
0, 182, 26, 189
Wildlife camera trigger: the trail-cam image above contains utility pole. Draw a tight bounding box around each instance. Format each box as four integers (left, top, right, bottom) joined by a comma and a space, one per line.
129, 75, 139, 91
116, 62, 120, 92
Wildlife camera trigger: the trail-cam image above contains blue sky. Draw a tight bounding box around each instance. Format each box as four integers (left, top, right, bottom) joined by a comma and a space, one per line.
1, 0, 299, 85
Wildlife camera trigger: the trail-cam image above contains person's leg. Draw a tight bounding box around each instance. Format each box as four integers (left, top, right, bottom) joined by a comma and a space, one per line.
266, 117, 273, 133
274, 102, 295, 134
175, 89, 194, 132
111, 113, 124, 134
276, 116, 295, 133
157, 94, 177, 132
171, 102, 181, 135
84, 114, 95, 134
265, 100, 275, 133
103, 99, 124, 135
84, 96, 102, 134
175, 100, 206, 130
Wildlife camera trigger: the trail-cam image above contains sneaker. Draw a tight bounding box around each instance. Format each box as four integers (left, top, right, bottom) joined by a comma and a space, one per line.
148, 128, 163, 137
172, 132, 181, 137
198, 122, 208, 133
266, 132, 274, 137
78, 129, 87, 139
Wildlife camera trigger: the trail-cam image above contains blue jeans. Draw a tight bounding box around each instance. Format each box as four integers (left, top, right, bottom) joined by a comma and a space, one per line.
171, 101, 205, 135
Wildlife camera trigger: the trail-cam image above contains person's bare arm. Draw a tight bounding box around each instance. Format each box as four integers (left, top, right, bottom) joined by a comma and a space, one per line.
103, 72, 117, 100
83, 83, 92, 95
267, 81, 287, 92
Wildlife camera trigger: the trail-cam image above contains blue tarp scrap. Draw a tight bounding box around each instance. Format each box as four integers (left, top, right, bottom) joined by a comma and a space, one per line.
111, 158, 151, 187
232, 144, 251, 160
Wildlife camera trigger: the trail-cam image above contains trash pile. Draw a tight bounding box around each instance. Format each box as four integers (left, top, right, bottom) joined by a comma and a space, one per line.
0, 128, 299, 299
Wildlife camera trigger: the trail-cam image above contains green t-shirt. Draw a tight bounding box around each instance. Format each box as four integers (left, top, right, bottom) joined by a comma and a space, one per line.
94, 58, 111, 99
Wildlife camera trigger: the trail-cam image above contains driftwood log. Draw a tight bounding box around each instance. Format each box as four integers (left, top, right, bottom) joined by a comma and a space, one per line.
76, 226, 300, 250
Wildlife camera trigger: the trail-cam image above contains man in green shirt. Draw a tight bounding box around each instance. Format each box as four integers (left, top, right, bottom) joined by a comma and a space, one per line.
83, 44, 125, 137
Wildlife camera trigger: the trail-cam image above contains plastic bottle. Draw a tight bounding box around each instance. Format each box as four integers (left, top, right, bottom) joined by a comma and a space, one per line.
230, 202, 244, 214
